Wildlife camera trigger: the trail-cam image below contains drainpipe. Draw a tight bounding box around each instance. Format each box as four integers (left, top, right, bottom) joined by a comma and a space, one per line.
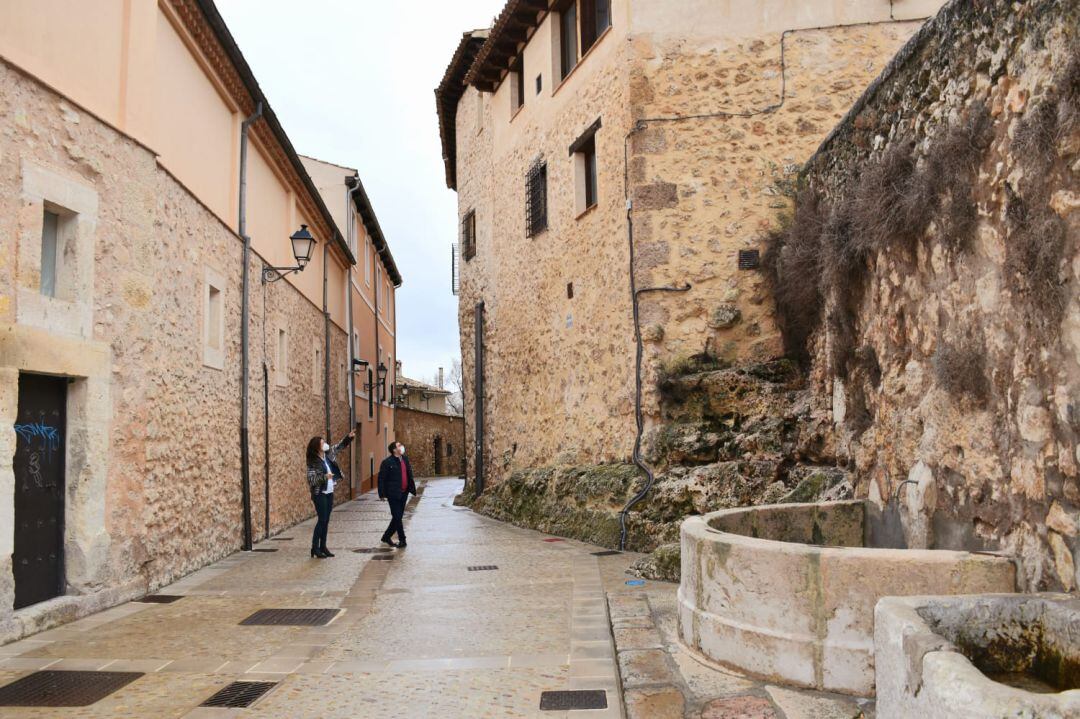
346, 177, 362, 496
323, 242, 331, 440
238, 102, 262, 552
374, 250, 380, 437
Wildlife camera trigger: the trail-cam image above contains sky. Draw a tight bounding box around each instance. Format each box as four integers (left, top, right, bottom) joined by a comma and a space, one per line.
217, 0, 501, 386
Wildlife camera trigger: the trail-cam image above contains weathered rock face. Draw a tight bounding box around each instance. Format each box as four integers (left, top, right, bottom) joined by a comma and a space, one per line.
764, 0, 1080, 590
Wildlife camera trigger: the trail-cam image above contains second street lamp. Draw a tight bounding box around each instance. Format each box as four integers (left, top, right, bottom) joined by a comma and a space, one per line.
262, 224, 317, 283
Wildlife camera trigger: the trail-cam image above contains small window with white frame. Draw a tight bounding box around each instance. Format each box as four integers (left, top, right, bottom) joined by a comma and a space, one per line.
570, 118, 601, 216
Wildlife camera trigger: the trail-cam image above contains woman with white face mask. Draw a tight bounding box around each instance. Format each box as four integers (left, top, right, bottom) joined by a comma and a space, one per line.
305, 431, 355, 558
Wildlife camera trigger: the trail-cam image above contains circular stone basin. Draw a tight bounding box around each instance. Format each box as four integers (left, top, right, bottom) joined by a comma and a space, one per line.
678, 500, 1017, 696
875, 594, 1080, 717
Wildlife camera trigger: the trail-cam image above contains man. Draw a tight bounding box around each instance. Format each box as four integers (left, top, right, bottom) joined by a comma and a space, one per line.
377, 441, 416, 548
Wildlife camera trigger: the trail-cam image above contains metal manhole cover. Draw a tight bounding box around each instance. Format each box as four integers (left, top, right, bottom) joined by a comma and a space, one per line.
200, 681, 277, 708
252, 548, 278, 553
239, 608, 340, 626
0, 671, 144, 707
468, 565, 498, 571
371, 554, 395, 561
137, 594, 184, 604
539, 690, 607, 711
353, 548, 394, 554
592, 550, 622, 556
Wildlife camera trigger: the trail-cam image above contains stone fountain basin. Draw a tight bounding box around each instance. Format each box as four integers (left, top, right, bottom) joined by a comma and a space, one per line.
875, 594, 1080, 718
677, 500, 1017, 696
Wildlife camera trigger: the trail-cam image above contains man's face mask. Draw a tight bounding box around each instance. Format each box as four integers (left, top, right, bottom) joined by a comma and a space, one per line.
399, 445, 406, 455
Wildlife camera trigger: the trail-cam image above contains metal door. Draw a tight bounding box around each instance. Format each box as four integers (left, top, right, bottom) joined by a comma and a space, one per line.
13, 373, 66, 609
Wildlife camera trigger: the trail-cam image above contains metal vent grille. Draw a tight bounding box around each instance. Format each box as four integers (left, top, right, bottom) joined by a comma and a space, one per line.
0, 671, 143, 707
137, 594, 184, 604
353, 548, 394, 554
738, 249, 760, 270
526, 161, 548, 238
591, 550, 622, 556
451, 243, 461, 296
252, 548, 278, 553
239, 608, 340, 626
200, 681, 277, 708
371, 554, 396, 561
468, 565, 498, 571
539, 690, 608, 710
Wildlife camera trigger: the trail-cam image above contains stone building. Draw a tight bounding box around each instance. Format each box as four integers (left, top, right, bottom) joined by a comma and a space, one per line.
436, 1, 944, 494
394, 371, 466, 477
0, 0, 400, 642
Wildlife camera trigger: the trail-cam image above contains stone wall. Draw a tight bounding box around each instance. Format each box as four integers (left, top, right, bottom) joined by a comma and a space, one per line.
0, 59, 353, 639
764, 0, 1079, 590
394, 406, 465, 477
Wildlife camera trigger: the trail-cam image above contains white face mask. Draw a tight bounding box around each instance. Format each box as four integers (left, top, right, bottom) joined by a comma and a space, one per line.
321, 442, 330, 452
399, 445, 405, 455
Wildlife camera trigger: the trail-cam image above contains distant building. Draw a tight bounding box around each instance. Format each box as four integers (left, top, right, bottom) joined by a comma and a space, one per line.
394, 368, 465, 477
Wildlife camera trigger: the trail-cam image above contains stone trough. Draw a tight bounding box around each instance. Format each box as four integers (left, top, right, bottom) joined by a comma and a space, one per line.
677, 500, 1017, 695
875, 594, 1080, 718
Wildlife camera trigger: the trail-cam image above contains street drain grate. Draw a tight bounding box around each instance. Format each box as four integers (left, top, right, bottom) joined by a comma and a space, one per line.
0, 670, 144, 707
200, 681, 277, 708
270, 537, 293, 541
468, 565, 498, 571
137, 594, 184, 603
371, 554, 396, 561
252, 548, 278, 553
239, 608, 340, 626
353, 548, 394, 554
591, 550, 622, 556
539, 690, 607, 711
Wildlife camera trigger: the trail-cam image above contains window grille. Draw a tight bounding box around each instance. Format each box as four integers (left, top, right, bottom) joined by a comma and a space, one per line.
462, 210, 476, 260
451, 243, 461, 296
526, 161, 548, 238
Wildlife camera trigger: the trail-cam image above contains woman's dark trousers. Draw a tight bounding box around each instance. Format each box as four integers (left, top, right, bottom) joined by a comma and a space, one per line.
311, 493, 333, 551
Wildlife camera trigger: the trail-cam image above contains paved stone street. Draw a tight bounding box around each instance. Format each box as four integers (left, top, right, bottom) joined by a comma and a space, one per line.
0, 478, 623, 718
0, 477, 871, 718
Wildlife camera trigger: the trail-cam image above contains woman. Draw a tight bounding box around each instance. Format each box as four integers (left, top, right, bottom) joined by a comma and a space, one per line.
305, 429, 355, 558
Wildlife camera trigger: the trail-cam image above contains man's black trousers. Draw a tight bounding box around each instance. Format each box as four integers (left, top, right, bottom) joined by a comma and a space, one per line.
382, 494, 408, 543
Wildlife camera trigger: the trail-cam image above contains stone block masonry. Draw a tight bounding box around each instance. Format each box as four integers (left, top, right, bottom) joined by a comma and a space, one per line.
764, 0, 1080, 590
0, 60, 354, 642
393, 406, 465, 478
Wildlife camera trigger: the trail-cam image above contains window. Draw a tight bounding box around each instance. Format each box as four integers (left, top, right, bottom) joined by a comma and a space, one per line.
40, 209, 59, 297
202, 269, 225, 370
557, 0, 610, 80
377, 265, 383, 309
462, 210, 476, 261
368, 368, 374, 418
571, 118, 601, 215
276, 329, 288, 386
365, 238, 372, 286
536, 74, 543, 95
526, 160, 548, 237
511, 56, 525, 113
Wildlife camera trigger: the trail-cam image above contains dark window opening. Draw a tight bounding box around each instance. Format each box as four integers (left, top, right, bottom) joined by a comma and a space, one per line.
462, 210, 476, 261
526, 161, 548, 237
512, 57, 525, 112
559, 1, 579, 80
582, 135, 597, 209
567, 282, 574, 299
536, 74, 543, 95
581, 0, 611, 51
368, 369, 374, 418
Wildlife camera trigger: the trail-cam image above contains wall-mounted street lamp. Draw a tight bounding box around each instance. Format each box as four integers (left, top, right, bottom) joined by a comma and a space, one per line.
262, 224, 317, 283
355, 360, 388, 401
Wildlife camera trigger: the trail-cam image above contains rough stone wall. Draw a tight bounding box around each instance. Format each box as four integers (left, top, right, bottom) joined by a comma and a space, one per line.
765, 0, 1080, 590
455, 36, 637, 492
0, 58, 353, 630
394, 406, 465, 477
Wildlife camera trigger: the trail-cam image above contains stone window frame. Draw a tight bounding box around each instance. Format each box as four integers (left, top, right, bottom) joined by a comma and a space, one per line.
570, 118, 602, 217
462, 210, 477, 261
202, 267, 226, 370
275, 327, 289, 387
18, 161, 99, 339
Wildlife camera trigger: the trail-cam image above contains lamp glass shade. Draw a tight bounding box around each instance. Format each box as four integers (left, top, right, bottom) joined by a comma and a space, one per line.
377, 362, 388, 382
290, 224, 316, 266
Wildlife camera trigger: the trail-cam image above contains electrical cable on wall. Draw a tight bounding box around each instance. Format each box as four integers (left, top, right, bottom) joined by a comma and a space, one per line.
617, 4, 926, 550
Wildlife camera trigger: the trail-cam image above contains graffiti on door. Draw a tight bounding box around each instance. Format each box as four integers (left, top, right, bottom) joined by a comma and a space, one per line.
14, 418, 62, 488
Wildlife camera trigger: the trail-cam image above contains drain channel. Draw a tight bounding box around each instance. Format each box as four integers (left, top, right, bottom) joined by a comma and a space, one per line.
200, 681, 277, 708
539, 690, 608, 710
239, 608, 340, 626
0, 671, 144, 707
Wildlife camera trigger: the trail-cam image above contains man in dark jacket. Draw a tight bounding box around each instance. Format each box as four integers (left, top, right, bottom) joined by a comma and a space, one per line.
378, 441, 416, 547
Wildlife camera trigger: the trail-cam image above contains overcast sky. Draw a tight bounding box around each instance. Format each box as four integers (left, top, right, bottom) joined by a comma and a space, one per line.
218, 0, 500, 385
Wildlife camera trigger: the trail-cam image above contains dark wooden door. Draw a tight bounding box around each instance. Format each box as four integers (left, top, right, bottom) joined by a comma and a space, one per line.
434, 437, 444, 476
13, 373, 66, 610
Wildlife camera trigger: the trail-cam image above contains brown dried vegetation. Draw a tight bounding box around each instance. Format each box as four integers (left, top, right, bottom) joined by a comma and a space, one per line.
932, 336, 992, 408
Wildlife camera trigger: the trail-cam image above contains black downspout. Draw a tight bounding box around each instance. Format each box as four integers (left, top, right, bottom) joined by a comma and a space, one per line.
238, 102, 262, 552
263, 362, 270, 537
374, 257, 380, 436
473, 301, 485, 496
323, 243, 331, 439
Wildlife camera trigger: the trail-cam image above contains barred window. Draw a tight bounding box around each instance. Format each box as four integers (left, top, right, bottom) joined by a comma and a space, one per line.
526, 161, 548, 238
462, 210, 476, 260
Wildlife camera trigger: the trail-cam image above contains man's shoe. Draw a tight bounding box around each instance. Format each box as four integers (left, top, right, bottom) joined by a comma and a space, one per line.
381, 538, 398, 548
397, 541, 407, 549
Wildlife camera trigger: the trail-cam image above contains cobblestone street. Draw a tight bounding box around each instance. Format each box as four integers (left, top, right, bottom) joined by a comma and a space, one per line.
0, 479, 627, 718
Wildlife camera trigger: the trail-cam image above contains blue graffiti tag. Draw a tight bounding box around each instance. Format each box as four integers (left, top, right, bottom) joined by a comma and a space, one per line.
14, 422, 61, 453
